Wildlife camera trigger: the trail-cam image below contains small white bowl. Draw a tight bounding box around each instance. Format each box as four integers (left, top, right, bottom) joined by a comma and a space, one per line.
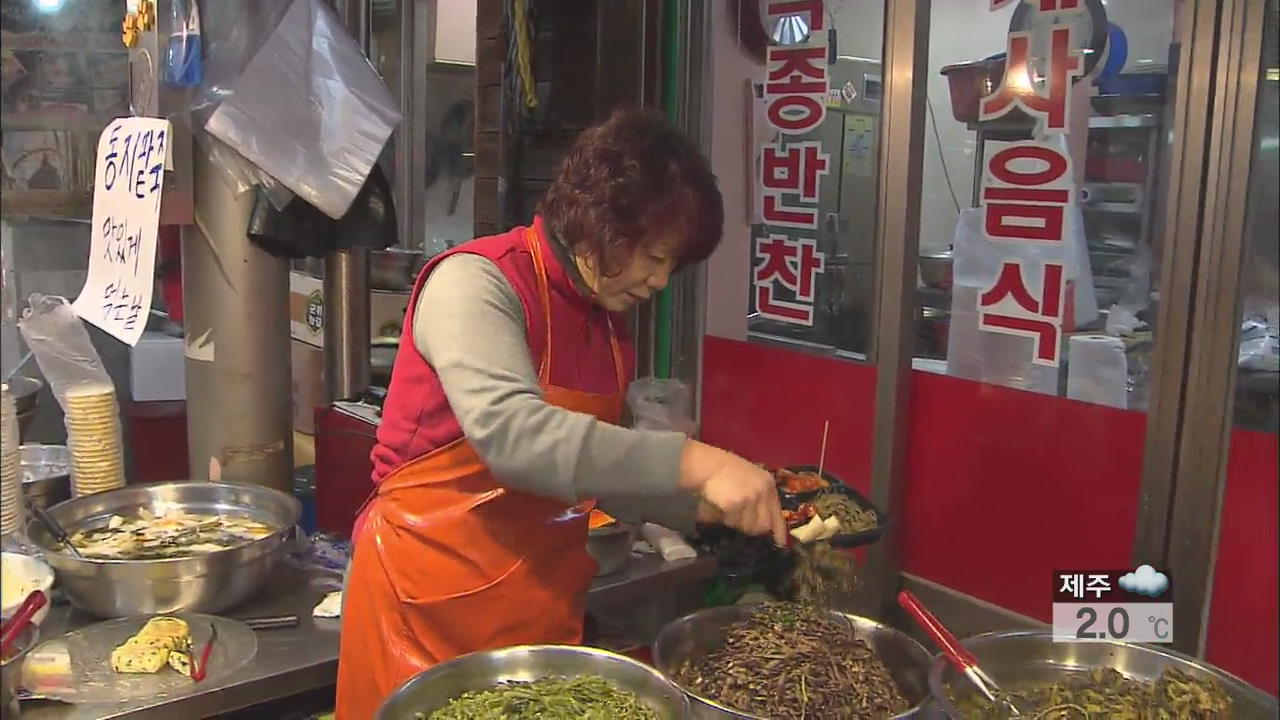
1, 552, 55, 626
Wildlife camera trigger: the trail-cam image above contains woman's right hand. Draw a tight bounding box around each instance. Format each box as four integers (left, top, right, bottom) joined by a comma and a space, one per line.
680, 440, 787, 546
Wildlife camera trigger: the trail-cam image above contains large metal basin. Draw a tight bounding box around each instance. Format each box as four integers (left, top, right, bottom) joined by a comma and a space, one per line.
25, 481, 300, 618
653, 604, 934, 719
929, 631, 1279, 719
376, 644, 692, 719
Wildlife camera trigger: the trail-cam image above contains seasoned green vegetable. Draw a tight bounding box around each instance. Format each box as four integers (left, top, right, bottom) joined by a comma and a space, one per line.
419, 675, 661, 720
812, 492, 877, 534
954, 666, 1234, 719
673, 602, 910, 719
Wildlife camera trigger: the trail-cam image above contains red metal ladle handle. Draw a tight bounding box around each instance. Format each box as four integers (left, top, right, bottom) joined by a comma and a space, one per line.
897, 589, 980, 673
0, 590, 48, 656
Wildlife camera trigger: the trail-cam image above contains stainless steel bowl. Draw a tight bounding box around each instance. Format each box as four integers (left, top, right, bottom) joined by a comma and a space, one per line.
587, 522, 636, 577
376, 645, 692, 719
20, 444, 71, 510
929, 631, 1279, 718
653, 605, 933, 719
371, 248, 428, 291
25, 481, 300, 618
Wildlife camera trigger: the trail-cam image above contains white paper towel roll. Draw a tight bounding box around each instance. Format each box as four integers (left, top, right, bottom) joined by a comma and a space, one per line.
1067, 335, 1129, 409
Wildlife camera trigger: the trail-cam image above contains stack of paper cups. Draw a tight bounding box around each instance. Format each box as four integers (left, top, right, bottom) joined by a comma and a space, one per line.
1, 383, 23, 538
64, 383, 126, 497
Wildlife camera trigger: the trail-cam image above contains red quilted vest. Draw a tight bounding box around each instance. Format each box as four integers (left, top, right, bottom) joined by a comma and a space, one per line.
369, 216, 635, 485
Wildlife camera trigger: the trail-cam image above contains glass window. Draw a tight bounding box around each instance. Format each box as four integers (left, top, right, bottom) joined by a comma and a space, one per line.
898, 0, 1186, 623
913, 0, 1176, 408
1231, 6, 1279, 434
741, 2, 887, 362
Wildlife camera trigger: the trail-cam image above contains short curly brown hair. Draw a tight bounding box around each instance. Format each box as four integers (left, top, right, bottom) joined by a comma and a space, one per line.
538, 106, 724, 276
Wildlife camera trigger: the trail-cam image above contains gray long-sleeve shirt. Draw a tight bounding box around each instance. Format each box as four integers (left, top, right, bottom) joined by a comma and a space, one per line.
412, 253, 698, 533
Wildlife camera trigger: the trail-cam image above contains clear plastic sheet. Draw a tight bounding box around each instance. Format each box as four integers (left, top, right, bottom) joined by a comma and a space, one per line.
17, 295, 126, 496
203, 0, 401, 219
16, 295, 112, 410
1239, 315, 1280, 372
185, 0, 296, 114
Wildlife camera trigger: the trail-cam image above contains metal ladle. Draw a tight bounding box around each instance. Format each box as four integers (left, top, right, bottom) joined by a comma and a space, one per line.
28, 501, 83, 558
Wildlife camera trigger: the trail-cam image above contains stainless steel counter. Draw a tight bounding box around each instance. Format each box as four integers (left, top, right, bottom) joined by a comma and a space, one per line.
21, 553, 716, 719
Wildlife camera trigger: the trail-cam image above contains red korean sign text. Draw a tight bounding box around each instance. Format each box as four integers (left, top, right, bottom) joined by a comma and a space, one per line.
753, 1, 830, 327
977, 141, 1074, 366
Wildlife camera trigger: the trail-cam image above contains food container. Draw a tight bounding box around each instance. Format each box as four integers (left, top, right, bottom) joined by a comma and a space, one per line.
918, 249, 953, 291
376, 644, 692, 719
929, 630, 1279, 718
1, 622, 38, 718
940, 56, 1008, 125
371, 248, 427, 291
0, 553, 54, 626
653, 605, 933, 719
25, 481, 300, 618
778, 466, 888, 548
587, 522, 637, 577
19, 444, 71, 511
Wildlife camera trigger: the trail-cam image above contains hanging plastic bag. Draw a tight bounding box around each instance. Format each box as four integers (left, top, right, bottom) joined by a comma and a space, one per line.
627, 378, 696, 436
204, 0, 401, 219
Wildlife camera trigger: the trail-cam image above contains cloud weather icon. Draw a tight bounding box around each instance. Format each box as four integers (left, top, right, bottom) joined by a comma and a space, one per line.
1118, 565, 1169, 598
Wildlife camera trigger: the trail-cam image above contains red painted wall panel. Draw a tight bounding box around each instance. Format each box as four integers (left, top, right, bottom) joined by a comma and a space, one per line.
701, 337, 1144, 623
701, 336, 876, 490
1205, 428, 1279, 696
898, 369, 1145, 621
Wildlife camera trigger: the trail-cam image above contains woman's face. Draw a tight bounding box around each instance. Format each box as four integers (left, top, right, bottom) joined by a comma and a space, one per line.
579, 238, 678, 312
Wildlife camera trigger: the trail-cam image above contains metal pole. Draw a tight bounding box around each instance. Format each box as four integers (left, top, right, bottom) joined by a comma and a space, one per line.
323, 249, 371, 402
862, 0, 931, 620
183, 154, 293, 491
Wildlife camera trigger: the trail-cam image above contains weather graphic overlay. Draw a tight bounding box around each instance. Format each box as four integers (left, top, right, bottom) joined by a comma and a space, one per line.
1052, 565, 1173, 643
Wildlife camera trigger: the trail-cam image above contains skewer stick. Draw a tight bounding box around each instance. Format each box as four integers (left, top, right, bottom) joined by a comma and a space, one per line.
817, 420, 830, 478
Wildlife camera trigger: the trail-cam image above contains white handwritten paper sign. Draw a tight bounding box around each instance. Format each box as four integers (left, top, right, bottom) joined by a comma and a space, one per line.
73, 117, 170, 346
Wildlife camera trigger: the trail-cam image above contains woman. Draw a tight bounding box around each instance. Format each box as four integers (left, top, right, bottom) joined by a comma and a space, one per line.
336, 107, 784, 718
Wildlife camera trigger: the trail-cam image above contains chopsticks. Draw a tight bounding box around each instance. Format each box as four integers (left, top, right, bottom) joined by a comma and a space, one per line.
817, 420, 830, 478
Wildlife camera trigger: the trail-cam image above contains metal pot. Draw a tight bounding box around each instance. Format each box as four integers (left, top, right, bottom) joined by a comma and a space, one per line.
25, 481, 300, 618
20, 444, 71, 511
370, 248, 427, 291
929, 631, 1279, 718
586, 522, 636, 577
653, 605, 934, 719
939, 57, 1006, 125
376, 645, 692, 719
1, 622, 38, 718
918, 250, 953, 291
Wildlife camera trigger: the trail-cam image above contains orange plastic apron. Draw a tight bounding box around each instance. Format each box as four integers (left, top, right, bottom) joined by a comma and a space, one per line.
334, 228, 626, 719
